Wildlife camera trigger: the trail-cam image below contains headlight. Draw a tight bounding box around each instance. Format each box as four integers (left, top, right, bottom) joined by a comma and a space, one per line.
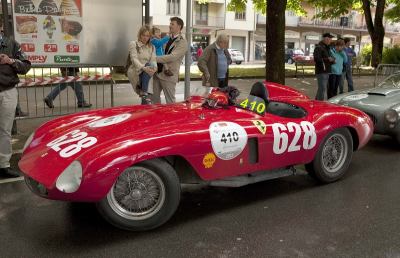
56, 161, 83, 193
384, 109, 399, 124
22, 132, 35, 153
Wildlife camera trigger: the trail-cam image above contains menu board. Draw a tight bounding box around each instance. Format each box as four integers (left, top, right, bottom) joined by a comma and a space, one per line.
12, 0, 83, 64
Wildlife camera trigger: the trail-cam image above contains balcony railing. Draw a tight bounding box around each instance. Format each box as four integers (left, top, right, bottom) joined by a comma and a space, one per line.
299, 17, 400, 32
299, 17, 352, 28
194, 15, 224, 28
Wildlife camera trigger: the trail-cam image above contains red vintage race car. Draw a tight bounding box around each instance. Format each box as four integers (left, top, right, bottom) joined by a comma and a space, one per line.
19, 81, 373, 231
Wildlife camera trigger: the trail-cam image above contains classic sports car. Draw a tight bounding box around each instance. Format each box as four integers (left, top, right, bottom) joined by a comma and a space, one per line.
329, 72, 400, 143
19, 81, 373, 231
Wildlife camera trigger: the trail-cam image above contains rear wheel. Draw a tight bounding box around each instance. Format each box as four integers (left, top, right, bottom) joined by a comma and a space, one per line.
287, 58, 293, 64
305, 128, 353, 183
236, 61, 242, 65
97, 159, 180, 231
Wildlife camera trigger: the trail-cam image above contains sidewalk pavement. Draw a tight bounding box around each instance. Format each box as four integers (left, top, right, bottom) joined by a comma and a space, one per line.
11, 75, 376, 154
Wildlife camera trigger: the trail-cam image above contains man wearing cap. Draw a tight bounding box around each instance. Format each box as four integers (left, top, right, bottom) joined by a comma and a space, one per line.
313, 32, 335, 100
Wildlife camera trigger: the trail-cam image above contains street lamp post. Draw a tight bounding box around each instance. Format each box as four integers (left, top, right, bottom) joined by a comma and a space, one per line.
184, 0, 192, 99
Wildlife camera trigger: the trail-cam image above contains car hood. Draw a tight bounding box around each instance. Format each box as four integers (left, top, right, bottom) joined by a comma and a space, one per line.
19, 102, 207, 186
330, 88, 400, 110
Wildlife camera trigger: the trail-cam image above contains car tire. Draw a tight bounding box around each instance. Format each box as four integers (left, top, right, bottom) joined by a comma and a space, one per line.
97, 159, 181, 231
287, 59, 293, 64
236, 61, 242, 65
305, 128, 353, 183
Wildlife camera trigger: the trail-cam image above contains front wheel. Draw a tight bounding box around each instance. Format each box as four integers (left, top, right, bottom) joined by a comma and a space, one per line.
235, 61, 242, 65
97, 159, 180, 231
305, 128, 353, 183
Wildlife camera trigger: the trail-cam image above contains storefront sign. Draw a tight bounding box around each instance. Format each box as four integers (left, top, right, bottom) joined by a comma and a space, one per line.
12, 0, 83, 64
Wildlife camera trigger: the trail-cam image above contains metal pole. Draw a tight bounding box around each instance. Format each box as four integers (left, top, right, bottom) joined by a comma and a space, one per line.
144, 0, 150, 25
1, 0, 11, 37
184, 0, 192, 100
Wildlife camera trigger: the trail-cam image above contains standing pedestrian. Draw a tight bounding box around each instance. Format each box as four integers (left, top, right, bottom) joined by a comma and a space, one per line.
313, 32, 335, 101
44, 67, 92, 108
0, 20, 31, 177
197, 45, 203, 59
152, 17, 188, 104
342, 38, 356, 92
127, 25, 157, 104
197, 34, 231, 88
328, 39, 347, 99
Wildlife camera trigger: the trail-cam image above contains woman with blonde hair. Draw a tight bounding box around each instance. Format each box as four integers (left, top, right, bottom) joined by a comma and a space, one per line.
127, 25, 157, 104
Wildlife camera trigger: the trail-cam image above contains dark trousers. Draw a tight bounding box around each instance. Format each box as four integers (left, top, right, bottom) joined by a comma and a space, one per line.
328, 74, 342, 99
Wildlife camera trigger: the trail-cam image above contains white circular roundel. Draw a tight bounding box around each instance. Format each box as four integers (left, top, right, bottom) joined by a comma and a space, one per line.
209, 122, 248, 160
89, 113, 131, 128
343, 94, 368, 101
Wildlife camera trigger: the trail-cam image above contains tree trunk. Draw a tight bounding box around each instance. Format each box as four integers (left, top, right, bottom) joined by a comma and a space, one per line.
371, 27, 385, 67
265, 0, 287, 84
362, 0, 386, 67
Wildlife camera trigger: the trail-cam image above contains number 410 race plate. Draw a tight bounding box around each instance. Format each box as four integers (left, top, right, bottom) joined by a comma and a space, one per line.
209, 122, 248, 160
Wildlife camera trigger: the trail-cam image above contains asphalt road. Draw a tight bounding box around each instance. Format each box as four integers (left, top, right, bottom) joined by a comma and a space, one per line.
1, 76, 399, 257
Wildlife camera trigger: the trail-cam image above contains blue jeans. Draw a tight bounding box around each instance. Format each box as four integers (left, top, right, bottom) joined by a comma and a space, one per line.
345, 64, 354, 92
46, 82, 85, 104
315, 73, 329, 101
139, 63, 152, 94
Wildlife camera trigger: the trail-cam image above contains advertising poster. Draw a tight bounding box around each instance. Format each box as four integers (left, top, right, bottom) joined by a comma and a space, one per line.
12, 0, 83, 64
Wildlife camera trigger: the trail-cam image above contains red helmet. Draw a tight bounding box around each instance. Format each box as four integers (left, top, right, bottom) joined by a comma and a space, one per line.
205, 91, 229, 108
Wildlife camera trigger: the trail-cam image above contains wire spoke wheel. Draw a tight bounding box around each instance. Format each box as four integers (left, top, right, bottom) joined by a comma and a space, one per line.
108, 167, 166, 221
305, 128, 353, 183
322, 133, 348, 173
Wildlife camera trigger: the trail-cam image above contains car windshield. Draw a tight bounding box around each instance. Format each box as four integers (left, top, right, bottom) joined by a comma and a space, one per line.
378, 73, 400, 88
236, 95, 267, 116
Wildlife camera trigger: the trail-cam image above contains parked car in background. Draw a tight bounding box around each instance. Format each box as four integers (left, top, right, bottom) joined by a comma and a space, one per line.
285, 49, 308, 64
228, 49, 244, 64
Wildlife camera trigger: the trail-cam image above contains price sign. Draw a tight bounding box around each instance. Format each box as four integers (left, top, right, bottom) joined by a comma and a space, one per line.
66, 44, 80, 53
44, 44, 58, 52
21, 43, 35, 52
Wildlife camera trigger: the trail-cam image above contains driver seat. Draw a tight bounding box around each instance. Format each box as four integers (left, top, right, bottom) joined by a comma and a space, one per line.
249, 82, 269, 104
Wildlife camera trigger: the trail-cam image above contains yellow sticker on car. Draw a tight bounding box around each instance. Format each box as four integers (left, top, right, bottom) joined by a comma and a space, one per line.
203, 153, 216, 168
252, 120, 267, 135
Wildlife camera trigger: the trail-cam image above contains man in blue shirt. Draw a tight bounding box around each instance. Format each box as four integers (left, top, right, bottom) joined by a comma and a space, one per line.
197, 34, 232, 88
341, 38, 356, 92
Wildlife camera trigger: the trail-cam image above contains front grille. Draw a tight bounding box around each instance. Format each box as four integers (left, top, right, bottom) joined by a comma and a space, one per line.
365, 112, 378, 125
25, 176, 48, 197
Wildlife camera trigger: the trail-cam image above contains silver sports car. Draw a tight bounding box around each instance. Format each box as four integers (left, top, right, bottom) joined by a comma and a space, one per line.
329, 72, 400, 143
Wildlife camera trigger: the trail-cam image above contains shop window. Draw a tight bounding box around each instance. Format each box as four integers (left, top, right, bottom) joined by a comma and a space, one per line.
167, 0, 180, 15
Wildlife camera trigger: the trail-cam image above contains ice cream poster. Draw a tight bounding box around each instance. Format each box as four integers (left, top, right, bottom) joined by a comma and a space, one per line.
12, 0, 83, 64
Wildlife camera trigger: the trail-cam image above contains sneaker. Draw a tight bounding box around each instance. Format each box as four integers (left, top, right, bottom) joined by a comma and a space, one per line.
78, 102, 92, 108
141, 95, 152, 105
44, 98, 54, 108
0, 167, 21, 178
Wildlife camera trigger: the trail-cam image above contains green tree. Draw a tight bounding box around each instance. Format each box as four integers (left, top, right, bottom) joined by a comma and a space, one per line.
226, 0, 400, 82
308, 0, 394, 68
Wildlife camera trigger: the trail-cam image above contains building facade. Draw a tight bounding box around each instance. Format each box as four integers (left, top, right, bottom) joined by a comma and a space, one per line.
149, 0, 400, 62
149, 0, 255, 62
255, 3, 400, 60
